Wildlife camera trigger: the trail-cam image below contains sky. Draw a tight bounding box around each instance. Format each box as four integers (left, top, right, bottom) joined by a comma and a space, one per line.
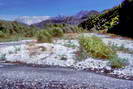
0, 0, 123, 20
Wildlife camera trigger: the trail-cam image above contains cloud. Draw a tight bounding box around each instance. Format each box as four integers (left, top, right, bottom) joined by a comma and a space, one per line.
0, 15, 51, 23
0, 15, 19, 21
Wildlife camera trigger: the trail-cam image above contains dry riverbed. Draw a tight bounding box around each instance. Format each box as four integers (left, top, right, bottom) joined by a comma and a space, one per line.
0, 33, 133, 80
0, 63, 133, 89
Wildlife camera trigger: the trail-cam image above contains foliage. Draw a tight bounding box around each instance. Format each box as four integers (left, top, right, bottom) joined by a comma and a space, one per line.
0, 20, 38, 42
78, 35, 127, 68
104, 16, 119, 29
62, 25, 85, 33
36, 30, 53, 43
109, 42, 133, 54
0, 31, 6, 38
36, 24, 86, 43
109, 57, 128, 68
44, 23, 86, 33
79, 35, 116, 59
51, 27, 64, 37
108, 0, 133, 38
79, 6, 120, 31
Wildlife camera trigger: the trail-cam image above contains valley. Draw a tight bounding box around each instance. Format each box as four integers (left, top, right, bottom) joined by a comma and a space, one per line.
0, 0, 133, 89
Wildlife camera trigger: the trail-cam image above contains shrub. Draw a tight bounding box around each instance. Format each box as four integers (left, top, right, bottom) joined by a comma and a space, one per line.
37, 34, 52, 43
69, 26, 83, 33
36, 30, 53, 43
79, 35, 127, 68
79, 35, 116, 59
62, 25, 86, 33
51, 28, 64, 37
0, 31, 6, 38
109, 43, 133, 54
109, 57, 128, 68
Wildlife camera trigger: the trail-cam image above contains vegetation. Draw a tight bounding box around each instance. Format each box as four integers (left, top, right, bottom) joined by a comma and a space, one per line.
109, 57, 127, 68
0, 18, 86, 43
51, 28, 64, 37
109, 43, 133, 54
36, 30, 53, 43
78, 35, 126, 68
0, 20, 37, 42
108, 0, 133, 37
45, 24, 86, 33
36, 24, 86, 43
79, 6, 120, 31
79, 0, 133, 38
79, 35, 116, 59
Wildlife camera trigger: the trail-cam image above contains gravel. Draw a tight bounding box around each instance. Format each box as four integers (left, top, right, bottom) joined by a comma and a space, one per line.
0, 63, 133, 89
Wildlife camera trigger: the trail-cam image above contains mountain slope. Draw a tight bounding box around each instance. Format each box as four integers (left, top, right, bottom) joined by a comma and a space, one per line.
108, 0, 133, 37
33, 10, 99, 28
79, 0, 133, 38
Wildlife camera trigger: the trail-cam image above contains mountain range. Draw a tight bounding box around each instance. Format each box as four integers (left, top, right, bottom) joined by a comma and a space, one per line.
33, 10, 99, 28
15, 16, 50, 25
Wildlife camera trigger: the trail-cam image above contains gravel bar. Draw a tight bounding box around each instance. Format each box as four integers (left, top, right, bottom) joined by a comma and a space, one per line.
0, 63, 133, 89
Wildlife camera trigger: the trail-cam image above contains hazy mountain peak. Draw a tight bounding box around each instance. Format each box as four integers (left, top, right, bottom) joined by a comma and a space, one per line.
15, 16, 50, 25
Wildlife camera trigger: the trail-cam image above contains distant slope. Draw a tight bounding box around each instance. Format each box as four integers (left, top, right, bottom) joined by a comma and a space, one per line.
33, 10, 99, 28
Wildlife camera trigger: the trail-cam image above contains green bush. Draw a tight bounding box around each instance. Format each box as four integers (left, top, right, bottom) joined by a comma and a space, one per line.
63, 26, 85, 33
0, 31, 6, 38
51, 28, 64, 37
79, 35, 116, 59
79, 35, 127, 68
36, 28, 64, 43
36, 30, 53, 43
109, 57, 127, 68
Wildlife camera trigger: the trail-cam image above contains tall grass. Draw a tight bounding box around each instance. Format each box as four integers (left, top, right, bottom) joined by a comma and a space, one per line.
79, 35, 116, 59
51, 28, 64, 37
36, 30, 53, 43
79, 35, 126, 68
36, 27, 64, 43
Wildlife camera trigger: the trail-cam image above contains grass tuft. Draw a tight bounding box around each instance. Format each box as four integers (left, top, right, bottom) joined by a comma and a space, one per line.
78, 35, 126, 68
79, 35, 116, 59
36, 30, 53, 43
109, 57, 128, 68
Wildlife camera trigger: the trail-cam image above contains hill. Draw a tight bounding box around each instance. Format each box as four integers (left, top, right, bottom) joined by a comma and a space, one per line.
79, 0, 133, 38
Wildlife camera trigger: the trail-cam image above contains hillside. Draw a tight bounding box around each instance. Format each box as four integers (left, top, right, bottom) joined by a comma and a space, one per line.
79, 6, 120, 31
108, 0, 133, 37
79, 0, 133, 38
